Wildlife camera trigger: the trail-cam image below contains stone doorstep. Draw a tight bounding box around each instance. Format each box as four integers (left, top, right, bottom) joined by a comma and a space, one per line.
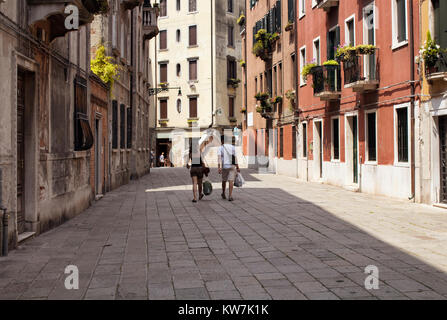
18, 232, 36, 245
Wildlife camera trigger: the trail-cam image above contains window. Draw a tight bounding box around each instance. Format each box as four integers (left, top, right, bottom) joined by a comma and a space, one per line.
112, 14, 117, 48
302, 123, 307, 157
255, 77, 258, 93
177, 99, 182, 113
280, 128, 284, 158
366, 112, 377, 162
229, 96, 235, 118
160, 0, 167, 17
273, 66, 277, 97
288, 0, 295, 22
332, 117, 340, 160
345, 16, 355, 46
159, 63, 168, 83
299, 0, 306, 18
189, 97, 198, 118
176, 29, 181, 42
228, 25, 234, 47
292, 126, 297, 159
120, 104, 125, 149
127, 107, 132, 149
260, 73, 263, 92
189, 60, 197, 81
74, 76, 93, 151
292, 54, 297, 86
392, 0, 408, 47
228, 0, 233, 13
313, 38, 320, 65
176, 0, 180, 11
431, 0, 447, 48
278, 62, 283, 93
327, 27, 340, 60
299, 47, 306, 85
227, 57, 237, 80
176, 63, 181, 77
189, 0, 197, 12
396, 107, 409, 162
112, 100, 118, 149
160, 99, 168, 119
159, 30, 167, 49
189, 25, 197, 46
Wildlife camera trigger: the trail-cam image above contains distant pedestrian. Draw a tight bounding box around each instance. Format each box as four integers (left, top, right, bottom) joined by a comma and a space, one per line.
150, 150, 155, 168
159, 152, 165, 167
218, 135, 240, 201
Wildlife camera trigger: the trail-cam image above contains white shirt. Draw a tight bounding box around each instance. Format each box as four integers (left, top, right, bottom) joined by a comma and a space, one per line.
219, 144, 237, 169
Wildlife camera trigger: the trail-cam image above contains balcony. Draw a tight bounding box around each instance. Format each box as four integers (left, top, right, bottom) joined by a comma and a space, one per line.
426, 52, 447, 83
121, 0, 144, 11
27, 0, 109, 41
142, 3, 159, 41
343, 49, 379, 93
316, 0, 339, 11
311, 65, 341, 101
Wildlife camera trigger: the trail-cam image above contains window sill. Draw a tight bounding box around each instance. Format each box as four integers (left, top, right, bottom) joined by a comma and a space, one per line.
299, 13, 306, 20
364, 161, 378, 166
300, 82, 307, 87
159, 49, 169, 52
188, 45, 199, 48
392, 40, 408, 51
331, 159, 340, 163
159, 16, 169, 19
394, 161, 410, 168
187, 11, 199, 15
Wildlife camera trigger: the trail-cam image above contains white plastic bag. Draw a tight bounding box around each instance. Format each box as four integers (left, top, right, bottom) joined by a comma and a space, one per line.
234, 173, 245, 188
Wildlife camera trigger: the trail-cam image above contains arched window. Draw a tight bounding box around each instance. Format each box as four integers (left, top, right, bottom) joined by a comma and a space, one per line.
176, 63, 181, 77
176, 29, 181, 42
177, 99, 182, 113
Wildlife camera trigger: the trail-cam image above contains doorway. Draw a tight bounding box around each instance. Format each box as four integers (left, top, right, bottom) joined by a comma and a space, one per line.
346, 115, 359, 184
314, 121, 323, 179
157, 138, 172, 167
439, 116, 447, 203
94, 118, 102, 196
17, 70, 26, 234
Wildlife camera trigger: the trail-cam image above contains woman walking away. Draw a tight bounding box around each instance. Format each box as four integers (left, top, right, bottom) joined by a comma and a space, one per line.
186, 138, 208, 203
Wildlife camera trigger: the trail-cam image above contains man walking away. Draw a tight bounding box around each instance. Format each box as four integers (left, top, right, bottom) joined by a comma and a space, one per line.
218, 135, 240, 201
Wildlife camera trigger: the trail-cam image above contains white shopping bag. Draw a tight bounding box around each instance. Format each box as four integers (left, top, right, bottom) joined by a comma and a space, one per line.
234, 173, 245, 187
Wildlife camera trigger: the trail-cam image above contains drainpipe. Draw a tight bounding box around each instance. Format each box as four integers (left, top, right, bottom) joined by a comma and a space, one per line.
1, 206, 7, 257
130, 8, 135, 179
409, 0, 416, 202
209, 0, 215, 129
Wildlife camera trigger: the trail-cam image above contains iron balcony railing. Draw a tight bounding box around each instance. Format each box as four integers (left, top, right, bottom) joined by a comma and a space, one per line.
311, 65, 341, 96
343, 49, 379, 86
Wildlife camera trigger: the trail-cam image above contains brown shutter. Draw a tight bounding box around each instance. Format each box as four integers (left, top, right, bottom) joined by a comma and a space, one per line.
229, 97, 234, 118
160, 100, 168, 119
160, 64, 167, 82
189, 26, 197, 46
160, 30, 167, 49
189, 60, 197, 80
189, 97, 197, 118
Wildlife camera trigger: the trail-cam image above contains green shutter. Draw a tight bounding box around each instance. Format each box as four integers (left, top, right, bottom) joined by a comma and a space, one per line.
439, 0, 447, 48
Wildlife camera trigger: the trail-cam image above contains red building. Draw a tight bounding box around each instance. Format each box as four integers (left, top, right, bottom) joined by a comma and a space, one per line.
244, 0, 421, 201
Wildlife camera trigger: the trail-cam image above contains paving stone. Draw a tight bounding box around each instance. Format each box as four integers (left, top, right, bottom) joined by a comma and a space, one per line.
205, 280, 237, 292
294, 281, 328, 293
175, 287, 210, 300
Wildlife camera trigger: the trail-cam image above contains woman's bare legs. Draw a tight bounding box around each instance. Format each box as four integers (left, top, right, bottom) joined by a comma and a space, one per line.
198, 178, 203, 199
192, 176, 198, 201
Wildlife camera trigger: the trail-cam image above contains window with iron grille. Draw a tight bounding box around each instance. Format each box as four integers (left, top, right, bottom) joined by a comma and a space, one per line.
189, 60, 197, 81
367, 112, 377, 161
280, 127, 284, 158
288, 0, 295, 22
160, 63, 168, 83
302, 123, 307, 157
228, 25, 234, 47
397, 107, 408, 162
74, 76, 93, 151
127, 107, 132, 149
112, 100, 118, 149
227, 57, 237, 80
229, 96, 235, 118
120, 104, 125, 149
160, 99, 168, 119
292, 125, 297, 159
332, 117, 340, 160
228, 0, 233, 12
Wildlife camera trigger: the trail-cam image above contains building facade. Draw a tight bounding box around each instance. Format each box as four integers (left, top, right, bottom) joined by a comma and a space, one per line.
91, 0, 158, 190
149, 0, 244, 167
417, 0, 447, 206
0, 0, 107, 248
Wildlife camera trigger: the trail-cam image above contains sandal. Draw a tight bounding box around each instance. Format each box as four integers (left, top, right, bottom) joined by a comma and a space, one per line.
221, 193, 227, 200
192, 199, 197, 203
228, 197, 234, 202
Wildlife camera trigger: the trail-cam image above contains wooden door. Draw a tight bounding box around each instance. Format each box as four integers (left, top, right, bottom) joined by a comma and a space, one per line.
17, 71, 26, 234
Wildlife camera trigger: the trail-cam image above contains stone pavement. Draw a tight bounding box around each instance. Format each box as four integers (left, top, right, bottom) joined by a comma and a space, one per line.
1, 167, 447, 300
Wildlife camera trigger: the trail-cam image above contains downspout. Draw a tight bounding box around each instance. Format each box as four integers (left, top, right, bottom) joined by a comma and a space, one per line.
293, 0, 299, 179
209, 0, 215, 129
409, 0, 416, 202
130, 9, 135, 179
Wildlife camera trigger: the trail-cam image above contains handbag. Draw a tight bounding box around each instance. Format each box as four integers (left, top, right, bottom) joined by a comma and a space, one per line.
203, 180, 213, 196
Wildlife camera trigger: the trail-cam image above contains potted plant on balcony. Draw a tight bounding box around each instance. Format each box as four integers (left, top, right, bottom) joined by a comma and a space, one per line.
255, 92, 273, 118
336, 44, 377, 62
91, 44, 121, 95
252, 29, 276, 61
420, 31, 447, 75
228, 78, 241, 88
237, 14, 246, 26
187, 119, 198, 127
302, 60, 319, 78
285, 21, 294, 32
323, 60, 339, 66
240, 107, 247, 113
239, 60, 246, 68
159, 82, 169, 88
159, 119, 168, 127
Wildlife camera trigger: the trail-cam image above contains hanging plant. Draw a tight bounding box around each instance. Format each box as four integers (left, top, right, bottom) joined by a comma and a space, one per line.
420, 31, 446, 69
237, 14, 246, 26
274, 96, 283, 104
239, 60, 246, 68
240, 107, 247, 113
302, 61, 319, 78
323, 60, 339, 66
227, 78, 241, 88
91, 44, 121, 93
254, 92, 270, 101
252, 29, 276, 61
336, 44, 377, 62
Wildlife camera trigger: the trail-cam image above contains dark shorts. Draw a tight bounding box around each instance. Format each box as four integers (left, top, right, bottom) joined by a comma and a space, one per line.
190, 167, 204, 179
